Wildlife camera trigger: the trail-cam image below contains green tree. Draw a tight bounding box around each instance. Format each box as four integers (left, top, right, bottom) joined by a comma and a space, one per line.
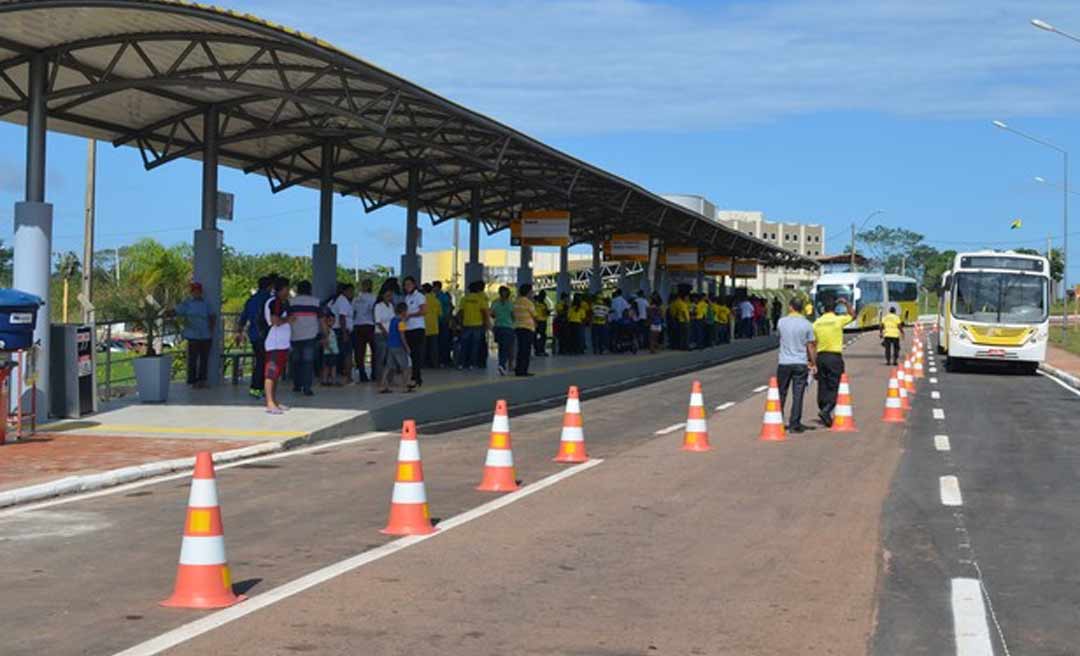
99, 239, 191, 354
1015, 247, 1064, 283
0, 240, 12, 287
856, 226, 926, 271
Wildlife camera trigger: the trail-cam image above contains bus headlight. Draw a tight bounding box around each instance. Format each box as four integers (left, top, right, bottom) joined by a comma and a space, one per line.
955, 326, 971, 342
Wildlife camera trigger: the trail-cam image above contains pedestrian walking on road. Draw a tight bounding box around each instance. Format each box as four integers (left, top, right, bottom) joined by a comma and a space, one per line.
812, 300, 855, 427
776, 297, 818, 433
880, 305, 904, 366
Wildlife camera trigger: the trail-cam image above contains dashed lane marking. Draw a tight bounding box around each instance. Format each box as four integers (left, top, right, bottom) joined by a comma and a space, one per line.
940, 475, 964, 506
112, 459, 605, 656
951, 578, 995, 656
715, 402, 736, 411
655, 423, 686, 435
930, 367, 939, 373
752, 385, 769, 393
930, 377, 939, 384
932, 391, 941, 400
935, 435, 951, 451
933, 408, 946, 420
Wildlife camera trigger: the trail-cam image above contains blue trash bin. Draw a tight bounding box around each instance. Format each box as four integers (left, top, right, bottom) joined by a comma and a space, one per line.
0, 289, 44, 351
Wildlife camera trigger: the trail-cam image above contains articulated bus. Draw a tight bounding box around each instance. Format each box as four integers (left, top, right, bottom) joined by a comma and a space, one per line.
937, 251, 1050, 373
811, 273, 918, 329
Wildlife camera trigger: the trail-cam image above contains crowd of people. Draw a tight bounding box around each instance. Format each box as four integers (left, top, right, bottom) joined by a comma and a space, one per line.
179, 272, 787, 414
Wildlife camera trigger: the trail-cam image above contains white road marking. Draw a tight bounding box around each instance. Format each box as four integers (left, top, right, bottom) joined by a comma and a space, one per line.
933, 408, 946, 420
1038, 370, 1080, 398
715, 401, 736, 411
935, 435, 951, 451
932, 391, 941, 400
951, 578, 995, 656
752, 385, 769, 393
940, 475, 963, 506
0, 432, 391, 518
112, 459, 604, 656
930, 367, 939, 373
655, 423, 686, 435
930, 377, 939, 384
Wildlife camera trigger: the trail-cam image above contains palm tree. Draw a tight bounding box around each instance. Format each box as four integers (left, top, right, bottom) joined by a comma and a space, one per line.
55, 251, 81, 323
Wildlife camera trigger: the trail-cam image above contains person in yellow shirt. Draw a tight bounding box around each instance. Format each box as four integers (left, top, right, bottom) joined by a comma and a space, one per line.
879, 304, 905, 366
455, 280, 489, 370
812, 299, 857, 427
422, 284, 442, 368
671, 293, 691, 350
567, 295, 587, 354
512, 284, 537, 376
533, 290, 551, 357
554, 292, 570, 355
712, 298, 730, 344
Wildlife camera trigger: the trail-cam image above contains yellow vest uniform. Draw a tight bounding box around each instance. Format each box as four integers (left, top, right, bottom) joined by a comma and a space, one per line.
882, 313, 902, 339
460, 292, 486, 328
813, 312, 854, 353
424, 292, 442, 336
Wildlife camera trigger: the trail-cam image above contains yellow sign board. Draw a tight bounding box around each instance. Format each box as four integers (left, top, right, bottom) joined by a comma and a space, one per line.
605, 233, 650, 262
511, 210, 571, 247
663, 247, 700, 271
703, 256, 733, 276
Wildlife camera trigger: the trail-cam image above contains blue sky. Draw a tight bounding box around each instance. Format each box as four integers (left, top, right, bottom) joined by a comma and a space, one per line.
3, 0, 1080, 276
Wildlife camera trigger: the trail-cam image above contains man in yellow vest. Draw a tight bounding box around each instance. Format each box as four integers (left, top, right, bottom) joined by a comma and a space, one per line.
812, 299, 856, 428
880, 304, 905, 366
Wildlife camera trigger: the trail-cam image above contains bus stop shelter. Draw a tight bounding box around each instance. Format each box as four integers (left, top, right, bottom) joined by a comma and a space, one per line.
0, 0, 817, 418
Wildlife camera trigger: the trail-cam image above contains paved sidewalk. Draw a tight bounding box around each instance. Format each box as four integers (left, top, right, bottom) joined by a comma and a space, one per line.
1046, 345, 1080, 377
0, 434, 255, 493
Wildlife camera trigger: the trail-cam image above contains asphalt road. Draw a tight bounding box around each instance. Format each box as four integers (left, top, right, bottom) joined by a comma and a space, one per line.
872, 342, 1080, 656
8, 330, 1075, 656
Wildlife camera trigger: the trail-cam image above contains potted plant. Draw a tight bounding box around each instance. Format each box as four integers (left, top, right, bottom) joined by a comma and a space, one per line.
113, 239, 190, 403
131, 294, 172, 403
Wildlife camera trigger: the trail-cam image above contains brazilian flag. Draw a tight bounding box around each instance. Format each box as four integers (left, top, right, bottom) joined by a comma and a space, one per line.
1010, 219, 1023, 230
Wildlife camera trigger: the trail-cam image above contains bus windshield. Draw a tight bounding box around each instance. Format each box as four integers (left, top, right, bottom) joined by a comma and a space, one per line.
952, 272, 1047, 324
814, 284, 854, 314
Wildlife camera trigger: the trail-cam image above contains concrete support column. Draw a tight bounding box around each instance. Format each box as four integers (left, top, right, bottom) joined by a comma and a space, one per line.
517, 245, 533, 287
312, 142, 338, 300
194, 106, 224, 385
556, 245, 570, 296
659, 269, 671, 300
400, 167, 421, 281
696, 270, 705, 294
465, 187, 484, 286
13, 53, 51, 420
707, 277, 717, 297
589, 242, 602, 294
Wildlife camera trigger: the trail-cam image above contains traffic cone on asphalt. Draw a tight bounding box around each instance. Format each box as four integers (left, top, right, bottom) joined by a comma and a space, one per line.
896, 367, 912, 411
554, 386, 588, 463
382, 420, 437, 536
758, 377, 787, 442
904, 359, 916, 394
161, 452, 245, 609
477, 400, 519, 492
832, 374, 858, 433
882, 370, 906, 423
913, 351, 926, 379
682, 380, 712, 452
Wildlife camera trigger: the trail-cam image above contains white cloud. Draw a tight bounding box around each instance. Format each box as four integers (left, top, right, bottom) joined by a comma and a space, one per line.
235, 0, 1080, 134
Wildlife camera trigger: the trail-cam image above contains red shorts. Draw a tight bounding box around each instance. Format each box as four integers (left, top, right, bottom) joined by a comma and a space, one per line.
265, 350, 288, 381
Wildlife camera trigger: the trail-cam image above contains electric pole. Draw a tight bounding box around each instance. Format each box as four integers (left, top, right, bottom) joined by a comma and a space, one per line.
850, 224, 857, 272
81, 139, 96, 324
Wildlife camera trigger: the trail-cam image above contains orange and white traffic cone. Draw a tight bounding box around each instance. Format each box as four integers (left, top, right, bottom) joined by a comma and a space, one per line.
477, 400, 519, 492
161, 452, 245, 609
904, 359, 916, 394
382, 420, 436, 536
554, 386, 588, 463
913, 351, 926, 379
758, 377, 787, 442
882, 370, 906, 423
896, 367, 911, 411
682, 380, 712, 451
832, 373, 858, 433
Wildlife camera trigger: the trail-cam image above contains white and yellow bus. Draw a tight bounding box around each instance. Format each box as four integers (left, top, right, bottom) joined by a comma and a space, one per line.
937, 251, 1050, 373
811, 273, 918, 329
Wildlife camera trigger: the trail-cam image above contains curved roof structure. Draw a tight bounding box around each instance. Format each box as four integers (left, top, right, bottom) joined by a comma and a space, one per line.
0, 0, 816, 268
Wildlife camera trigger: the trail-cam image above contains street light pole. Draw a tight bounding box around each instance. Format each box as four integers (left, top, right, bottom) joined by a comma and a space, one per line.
993, 119, 1069, 336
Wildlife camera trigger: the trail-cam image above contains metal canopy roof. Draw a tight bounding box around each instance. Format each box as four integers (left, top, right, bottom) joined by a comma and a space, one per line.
0, 0, 816, 269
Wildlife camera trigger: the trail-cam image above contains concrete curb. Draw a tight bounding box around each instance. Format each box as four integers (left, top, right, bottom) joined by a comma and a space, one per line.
1039, 361, 1080, 390
0, 441, 282, 510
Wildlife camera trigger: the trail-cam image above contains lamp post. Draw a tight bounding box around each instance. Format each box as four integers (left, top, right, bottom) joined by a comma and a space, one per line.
850, 209, 884, 272
994, 119, 1069, 335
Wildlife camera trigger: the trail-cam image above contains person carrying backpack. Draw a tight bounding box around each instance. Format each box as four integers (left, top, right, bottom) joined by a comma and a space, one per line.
235, 275, 274, 399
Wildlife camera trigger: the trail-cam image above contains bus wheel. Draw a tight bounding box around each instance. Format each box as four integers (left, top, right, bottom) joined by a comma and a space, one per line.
945, 356, 962, 373
1018, 361, 1039, 376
